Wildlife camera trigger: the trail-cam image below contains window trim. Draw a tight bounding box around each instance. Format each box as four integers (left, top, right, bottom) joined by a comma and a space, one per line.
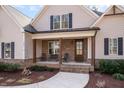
53, 15, 60, 30
109, 38, 118, 55
61, 14, 70, 29
48, 41, 60, 55
4, 42, 11, 59
52, 14, 70, 30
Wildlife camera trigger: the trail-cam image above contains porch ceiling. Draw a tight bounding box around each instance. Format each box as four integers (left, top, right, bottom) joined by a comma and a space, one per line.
32, 30, 97, 39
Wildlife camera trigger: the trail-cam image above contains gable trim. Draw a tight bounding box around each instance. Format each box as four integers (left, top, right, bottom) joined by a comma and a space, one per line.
31, 5, 99, 26
91, 5, 124, 27
1, 6, 25, 32
80, 6, 99, 18
31, 6, 48, 25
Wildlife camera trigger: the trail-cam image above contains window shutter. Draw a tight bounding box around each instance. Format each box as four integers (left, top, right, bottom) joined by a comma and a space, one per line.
69, 13, 72, 28
1, 42, 4, 58
118, 37, 123, 55
50, 15, 53, 30
104, 38, 109, 55
11, 42, 15, 58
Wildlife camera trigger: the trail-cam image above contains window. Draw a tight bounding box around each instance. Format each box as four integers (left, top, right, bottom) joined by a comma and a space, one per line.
109, 38, 118, 54
76, 41, 83, 55
62, 14, 69, 28
53, 15, 60, 29
52, 14, 70, 29
4, 43, 11, 58
48, 41, 60, 55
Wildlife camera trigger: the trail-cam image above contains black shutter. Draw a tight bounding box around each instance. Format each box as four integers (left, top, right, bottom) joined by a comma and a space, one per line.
118, 37, 123, 55
1, 42, 4, 58
69, 13, 72, 28
11, 42, 15, 59
104, 38, 109, 55
50, 15, 53, 30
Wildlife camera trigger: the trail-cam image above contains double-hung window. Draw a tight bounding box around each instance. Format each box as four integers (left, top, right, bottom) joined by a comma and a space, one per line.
4, 43, 11, 58
62, 14, 69, 28
109, 38, 118, 54
53, 15, 60, 29
48, 41, 60, 55
52, 14, 70, 29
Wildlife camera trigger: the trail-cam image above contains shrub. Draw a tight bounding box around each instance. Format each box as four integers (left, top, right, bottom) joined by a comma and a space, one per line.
29, 65, 47, 71
0, 63, 20, 72
0, 63, 6, 71
29, 65, 58, 72
117, 60, 124, 74
99, 60, 120, 74
4, 63, 20, 72
113, 73, 124, 80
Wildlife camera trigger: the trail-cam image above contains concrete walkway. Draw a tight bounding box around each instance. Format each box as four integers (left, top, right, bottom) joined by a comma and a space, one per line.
0, 72, 89, 88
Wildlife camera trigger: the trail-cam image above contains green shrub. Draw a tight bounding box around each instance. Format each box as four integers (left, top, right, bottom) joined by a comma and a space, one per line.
0, 63, 6, 71
0, 63, 20, 72
117, 60, 124, 74
29, 65, 47, 71
99, 60, 120, 74
4, 63, 20, 72
29, 65, 58, 72
113, 73, 124, 80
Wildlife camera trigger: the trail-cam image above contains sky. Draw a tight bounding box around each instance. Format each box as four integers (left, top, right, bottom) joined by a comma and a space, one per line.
12, 5, 109, 19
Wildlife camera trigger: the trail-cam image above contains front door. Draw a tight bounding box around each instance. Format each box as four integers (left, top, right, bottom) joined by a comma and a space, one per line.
75, 39, 84, 62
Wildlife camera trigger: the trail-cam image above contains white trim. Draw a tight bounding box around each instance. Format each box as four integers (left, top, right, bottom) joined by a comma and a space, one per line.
48, 40, 60, 55
31, 6, 49, 25
52, 14, 70, 30
1, 5, 25, 32
80, 6, 99, 19
109, 38, 118, 55
91, 5, 112, 27
31, 5, 99, 26
4, 42, 11, 59
91, 5, 124, 27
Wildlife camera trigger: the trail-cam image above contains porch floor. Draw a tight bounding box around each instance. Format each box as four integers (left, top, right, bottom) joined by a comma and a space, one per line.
37, 61, 91, 66
36, 61, 93, 73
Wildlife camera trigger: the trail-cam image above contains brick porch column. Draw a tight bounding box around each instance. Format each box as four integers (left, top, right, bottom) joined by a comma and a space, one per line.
33, 39, 36, 63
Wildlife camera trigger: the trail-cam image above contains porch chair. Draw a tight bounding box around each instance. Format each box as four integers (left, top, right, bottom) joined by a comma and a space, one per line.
62, 53, 69, 62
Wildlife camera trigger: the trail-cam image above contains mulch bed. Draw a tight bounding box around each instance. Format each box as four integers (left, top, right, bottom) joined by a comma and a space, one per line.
0, 70, 59, 86
85, 71, 124, 88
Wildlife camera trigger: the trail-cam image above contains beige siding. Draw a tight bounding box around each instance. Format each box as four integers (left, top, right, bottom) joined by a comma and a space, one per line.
25, 33, 42, 59
95, 15, 124, 59
0, 8, 24, 59
32, 5, 98, 31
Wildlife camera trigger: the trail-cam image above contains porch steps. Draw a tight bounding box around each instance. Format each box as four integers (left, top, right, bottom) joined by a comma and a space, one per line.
60, 64, 94, 73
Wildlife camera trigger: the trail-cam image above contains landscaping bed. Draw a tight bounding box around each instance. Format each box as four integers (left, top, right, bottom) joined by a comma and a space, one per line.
85, 71, 124, 88
0, 63, 59, 86
0, 70, 58, 86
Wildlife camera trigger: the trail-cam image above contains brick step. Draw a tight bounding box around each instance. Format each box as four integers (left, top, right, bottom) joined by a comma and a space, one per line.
60, 64, 94, 73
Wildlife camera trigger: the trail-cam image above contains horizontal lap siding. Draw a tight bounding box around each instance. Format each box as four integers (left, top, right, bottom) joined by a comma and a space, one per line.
95, 15, 124, 59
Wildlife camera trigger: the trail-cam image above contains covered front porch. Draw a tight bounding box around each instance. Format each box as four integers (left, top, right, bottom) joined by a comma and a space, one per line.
31, 27, 99, 72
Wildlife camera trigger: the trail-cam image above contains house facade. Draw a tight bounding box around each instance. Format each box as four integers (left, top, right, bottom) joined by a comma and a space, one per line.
0, 5, 124, 72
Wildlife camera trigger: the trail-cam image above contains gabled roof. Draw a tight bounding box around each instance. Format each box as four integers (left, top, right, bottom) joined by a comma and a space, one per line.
24, 24, 37, 33
91, 5, 124, 27
31, 5, 99, 25
1, 5, 31, 29
92, 10, 103, 16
